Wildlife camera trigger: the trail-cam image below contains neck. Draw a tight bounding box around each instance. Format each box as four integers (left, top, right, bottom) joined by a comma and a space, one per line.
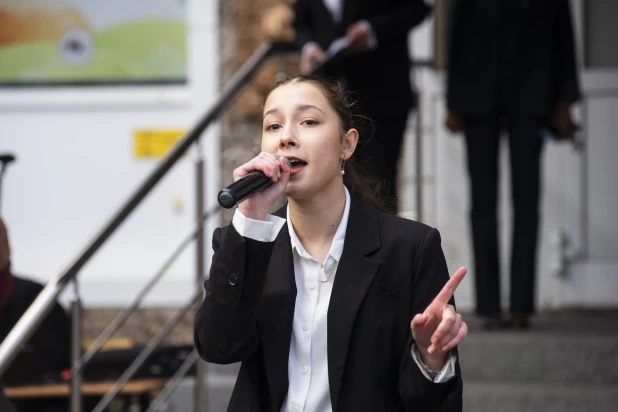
288, 182, 346, 247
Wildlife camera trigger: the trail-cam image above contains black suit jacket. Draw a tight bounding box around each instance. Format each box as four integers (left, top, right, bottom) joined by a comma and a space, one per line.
446, 0, 581, 118
0, 276, 71, 385
294, 0, 431, 119
194, 196, 463, 411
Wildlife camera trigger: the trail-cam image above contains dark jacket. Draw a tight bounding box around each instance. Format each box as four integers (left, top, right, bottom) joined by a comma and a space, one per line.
446, 0, 581, 118
294, 0, 431, 119
194, 196, 462, 412
0, 276, 71, 386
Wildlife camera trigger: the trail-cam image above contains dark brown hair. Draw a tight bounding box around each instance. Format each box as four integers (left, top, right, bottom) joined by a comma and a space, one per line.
263, 75, 394, 214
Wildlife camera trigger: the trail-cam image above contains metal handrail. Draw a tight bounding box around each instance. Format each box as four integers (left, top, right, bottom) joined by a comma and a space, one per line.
0, 41, 291, 376
146, 350, 200, 412
78, 204, 219, 369
91, 292, 202, 412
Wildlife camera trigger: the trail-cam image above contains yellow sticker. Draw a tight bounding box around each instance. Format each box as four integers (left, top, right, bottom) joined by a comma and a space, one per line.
134, 129, 185, 159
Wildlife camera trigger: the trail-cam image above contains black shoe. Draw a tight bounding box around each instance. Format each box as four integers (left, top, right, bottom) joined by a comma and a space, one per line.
509, 313, 530, 330
482, 314, 506, 331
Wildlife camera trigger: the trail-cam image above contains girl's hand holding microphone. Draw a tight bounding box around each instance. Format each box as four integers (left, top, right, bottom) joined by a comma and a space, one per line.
233, 153, 290, 221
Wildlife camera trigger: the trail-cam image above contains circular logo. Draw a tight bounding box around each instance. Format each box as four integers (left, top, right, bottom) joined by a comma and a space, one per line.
59, 29, 94, 66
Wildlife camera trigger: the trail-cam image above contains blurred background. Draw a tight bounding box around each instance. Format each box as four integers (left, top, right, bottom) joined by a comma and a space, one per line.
1, 0, 617, 411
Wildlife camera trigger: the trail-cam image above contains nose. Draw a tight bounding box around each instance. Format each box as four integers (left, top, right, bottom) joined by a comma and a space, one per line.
279, 125, 298, 148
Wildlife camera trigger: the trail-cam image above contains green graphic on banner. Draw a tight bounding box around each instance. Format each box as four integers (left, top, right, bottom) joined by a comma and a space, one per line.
0, 0, 187, 85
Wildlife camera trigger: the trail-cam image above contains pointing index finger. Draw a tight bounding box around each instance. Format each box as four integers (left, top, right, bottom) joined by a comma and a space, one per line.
434, 267, 467, 304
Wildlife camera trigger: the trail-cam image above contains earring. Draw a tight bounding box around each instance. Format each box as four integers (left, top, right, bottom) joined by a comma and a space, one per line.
341, 159, 346, 176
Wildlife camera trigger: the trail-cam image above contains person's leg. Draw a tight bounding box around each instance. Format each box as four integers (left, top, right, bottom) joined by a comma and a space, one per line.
353, 111, 408, 213
507, 116, 544, 325
464, 117, 502, 321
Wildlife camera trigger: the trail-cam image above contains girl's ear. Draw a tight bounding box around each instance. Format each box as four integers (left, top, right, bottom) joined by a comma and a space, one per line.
342, 128, 359, 160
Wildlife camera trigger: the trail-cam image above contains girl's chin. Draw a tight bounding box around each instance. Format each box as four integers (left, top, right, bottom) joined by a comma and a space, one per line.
283, 182, 310, 200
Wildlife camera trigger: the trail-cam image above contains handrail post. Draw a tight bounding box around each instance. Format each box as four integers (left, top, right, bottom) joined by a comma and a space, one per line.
415, 88, 424, 223
194, 143, 208, 412
70, 279, 83, 412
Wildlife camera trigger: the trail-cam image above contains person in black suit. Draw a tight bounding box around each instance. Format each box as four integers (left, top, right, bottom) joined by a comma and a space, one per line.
445, 0, 581, 329
194, 75, 467, 411
0, 217, 71, 412
294, 0, 432, 212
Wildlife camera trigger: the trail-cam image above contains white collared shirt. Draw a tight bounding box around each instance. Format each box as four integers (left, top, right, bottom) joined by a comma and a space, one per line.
231, 187, 456, 412
323, 0, 344, 24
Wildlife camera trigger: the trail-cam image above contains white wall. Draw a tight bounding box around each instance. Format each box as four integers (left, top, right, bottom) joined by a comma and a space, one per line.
0, 0, 221, 307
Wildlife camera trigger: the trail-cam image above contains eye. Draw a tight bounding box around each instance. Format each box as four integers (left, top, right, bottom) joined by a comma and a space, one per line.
301, 119, 318, 126
265, 123, 281, 131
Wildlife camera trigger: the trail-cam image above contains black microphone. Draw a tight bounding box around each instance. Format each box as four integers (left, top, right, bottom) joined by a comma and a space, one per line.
218, 155, 291, 209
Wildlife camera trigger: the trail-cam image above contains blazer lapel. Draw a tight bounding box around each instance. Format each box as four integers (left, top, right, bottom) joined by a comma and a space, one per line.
327, 197, 381, 411
258, 207, 297, 410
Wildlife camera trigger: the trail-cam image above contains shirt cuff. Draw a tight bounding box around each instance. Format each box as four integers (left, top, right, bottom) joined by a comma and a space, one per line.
301, 41, 321, 58
411, 343, 457, 383
232, 209, 286, 242
357, 20, 378, 50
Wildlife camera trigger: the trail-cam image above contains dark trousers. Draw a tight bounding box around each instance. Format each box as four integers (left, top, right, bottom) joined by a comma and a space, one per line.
464, 115, 544, 315
354, 111, 409, 212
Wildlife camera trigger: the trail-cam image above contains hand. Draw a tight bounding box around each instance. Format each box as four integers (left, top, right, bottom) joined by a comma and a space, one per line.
300, 45, 326, 74
445, 111, 464, 134
410, 267, 468, 370
548, 100, 576, 138
234, 153, 290, 221
346, 23, 371, 52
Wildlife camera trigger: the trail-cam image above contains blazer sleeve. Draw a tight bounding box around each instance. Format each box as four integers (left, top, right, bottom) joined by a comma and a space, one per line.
555, 0, 581, 103
193, 224, 275, 364
366, 0, 432, 46
398, 229, 463, 412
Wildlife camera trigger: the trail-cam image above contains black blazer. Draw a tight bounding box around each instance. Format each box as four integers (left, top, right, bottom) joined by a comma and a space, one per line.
194, 196, 463, 412
446, 0, 581, 118
294, 0, 431, 119
0, 276, 71, 385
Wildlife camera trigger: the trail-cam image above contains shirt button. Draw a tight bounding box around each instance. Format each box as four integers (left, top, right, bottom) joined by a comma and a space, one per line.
302, 324, 309, 331
308, 283, 316, 290
302, 366, 308, 374
228, 273, 238, 286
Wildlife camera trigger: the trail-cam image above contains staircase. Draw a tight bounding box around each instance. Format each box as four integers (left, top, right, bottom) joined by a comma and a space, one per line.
459, 310, 618, 412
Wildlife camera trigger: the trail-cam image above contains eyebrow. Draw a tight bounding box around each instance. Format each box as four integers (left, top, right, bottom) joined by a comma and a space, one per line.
263, 104, 326, 118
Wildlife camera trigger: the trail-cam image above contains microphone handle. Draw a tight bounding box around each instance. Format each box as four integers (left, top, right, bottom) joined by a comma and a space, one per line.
218, 171, 273, 209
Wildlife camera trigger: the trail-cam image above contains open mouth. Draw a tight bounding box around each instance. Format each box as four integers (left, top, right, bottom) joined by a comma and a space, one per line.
285, 157, 307, 176
288, 159, 307, 170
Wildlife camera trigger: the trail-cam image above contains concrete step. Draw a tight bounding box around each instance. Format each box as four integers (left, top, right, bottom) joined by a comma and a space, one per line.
459, 311, 618, 384
459, 332, 618, 384
463, 381, 618, 412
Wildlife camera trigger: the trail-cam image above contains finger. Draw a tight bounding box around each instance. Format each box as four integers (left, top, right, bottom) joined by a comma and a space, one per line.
275, 157, 291, 190
259, 152, 282, 181
410, 313, 428, 330
442, 321, 468, 353
234, 153, 279, 181
428, 306, 457, 350
436, 314, 462, 349
434, 267, 467, 305
277, 155, 291, 175
346, 26, 361, 41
